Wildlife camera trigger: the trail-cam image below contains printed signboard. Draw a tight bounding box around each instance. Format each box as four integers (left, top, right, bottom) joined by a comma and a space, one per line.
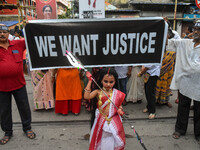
35, 0, 57, 19
79, 0, 105, 18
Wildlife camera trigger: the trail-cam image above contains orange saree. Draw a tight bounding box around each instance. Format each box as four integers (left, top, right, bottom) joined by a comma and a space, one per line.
55, 68, 82, 114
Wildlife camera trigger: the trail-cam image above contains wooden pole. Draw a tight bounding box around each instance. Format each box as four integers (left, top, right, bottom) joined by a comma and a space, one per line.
18, 1, 25, 28
173, 0, 178, 30
17, 0, 21, 29
169, 18, 200, 20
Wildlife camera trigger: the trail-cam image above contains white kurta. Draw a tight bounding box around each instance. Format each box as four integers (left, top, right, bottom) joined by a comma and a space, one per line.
167, 39, 200, 101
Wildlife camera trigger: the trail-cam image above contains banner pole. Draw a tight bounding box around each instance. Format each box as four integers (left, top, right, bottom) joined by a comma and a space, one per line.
173, 0, 178, 30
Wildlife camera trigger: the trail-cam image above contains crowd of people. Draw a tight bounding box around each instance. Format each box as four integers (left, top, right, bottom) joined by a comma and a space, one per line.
0, 17, 200, 149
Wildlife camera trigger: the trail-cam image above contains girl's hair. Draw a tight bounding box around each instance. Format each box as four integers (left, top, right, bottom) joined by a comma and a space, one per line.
97, 67, 119, 89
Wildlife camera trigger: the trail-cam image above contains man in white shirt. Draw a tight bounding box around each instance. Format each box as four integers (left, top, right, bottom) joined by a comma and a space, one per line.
167, 21, 200, 143
138, 64, 161, 119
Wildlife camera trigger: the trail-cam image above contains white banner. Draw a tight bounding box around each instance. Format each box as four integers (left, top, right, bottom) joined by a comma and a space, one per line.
79, 0, 105, 19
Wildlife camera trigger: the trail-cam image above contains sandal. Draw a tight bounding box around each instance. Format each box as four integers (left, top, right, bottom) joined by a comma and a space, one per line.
0, 136, 12, 145
25, 130, 36, 139
172, 131, 181, 139
148, 113, 156, 119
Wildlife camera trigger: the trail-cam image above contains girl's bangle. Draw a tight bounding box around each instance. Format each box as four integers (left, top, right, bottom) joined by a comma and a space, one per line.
84, 89, 91, 93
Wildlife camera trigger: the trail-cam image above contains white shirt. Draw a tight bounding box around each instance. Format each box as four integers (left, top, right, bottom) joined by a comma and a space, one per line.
167, 39, 200, 101
172, 30, 181, 39
8, 34, 14, 41
14, 37, 20, 40
114, 66, 128, 79
143, 64, 161, 76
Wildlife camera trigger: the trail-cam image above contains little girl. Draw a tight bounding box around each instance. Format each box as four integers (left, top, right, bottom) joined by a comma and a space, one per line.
84, 68, 126, 150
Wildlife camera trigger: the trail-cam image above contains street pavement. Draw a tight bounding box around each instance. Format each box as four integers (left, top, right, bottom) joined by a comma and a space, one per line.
0, 75, 199, 150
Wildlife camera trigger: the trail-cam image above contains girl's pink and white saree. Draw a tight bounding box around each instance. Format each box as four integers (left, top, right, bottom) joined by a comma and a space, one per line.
89, 88, 126, 150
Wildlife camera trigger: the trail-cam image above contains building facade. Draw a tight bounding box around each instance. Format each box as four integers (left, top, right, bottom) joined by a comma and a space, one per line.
128, 0, 196, 37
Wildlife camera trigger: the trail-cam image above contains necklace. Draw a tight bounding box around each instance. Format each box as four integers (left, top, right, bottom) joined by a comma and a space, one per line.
102, 87, 112, 92
98, 88, 113, 107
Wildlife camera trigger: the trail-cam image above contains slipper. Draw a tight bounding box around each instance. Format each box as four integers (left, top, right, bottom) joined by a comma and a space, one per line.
172, 131, 181, 139
25, 130, 36, 139
148, 113, 156, 119
0, 136, 12, 145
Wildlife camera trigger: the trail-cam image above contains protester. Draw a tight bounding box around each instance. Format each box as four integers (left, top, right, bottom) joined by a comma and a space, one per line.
155, 29, 176, 107
0, 25, 35, 145
166, 21, 200, 143
55, 68, 82, 115
126, 66, 145, 104
14, 29, 23, 40
81, 68, 93, 111
163, 16, 181, 105
138, 64, 161, 119
31, 69, 56, 110
30, 6, 56, 110
84, 67, 103, 112
84, 68, 126, 150
183, 24, 195, 110
114, 66, 128, 105
0, 24, 14, 41
184, 24, 194, 39
13, 27, 28, 74
163, 16, 181, 40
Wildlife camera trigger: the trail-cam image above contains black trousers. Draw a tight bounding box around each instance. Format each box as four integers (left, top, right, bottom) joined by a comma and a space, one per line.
0, 86, 32, 136
144, 76, 158, 114
175, 92, 200, 138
